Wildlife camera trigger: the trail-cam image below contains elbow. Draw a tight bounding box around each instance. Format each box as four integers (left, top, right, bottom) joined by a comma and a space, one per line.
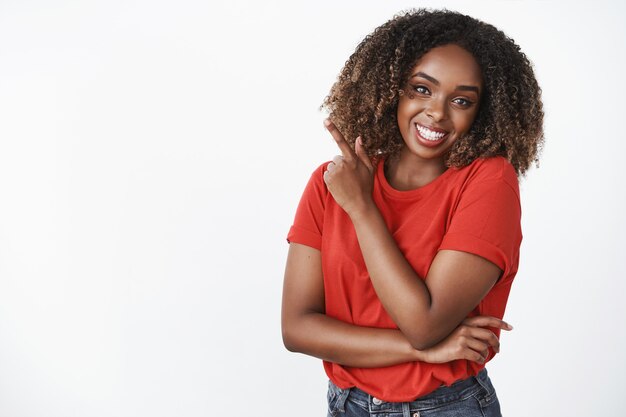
282, 329, 298, 352
281, 320, 303, 353
404, 327, 442, 351
408, 338, 438, 351
396, 310, 447, 351
282, 310, 321, 353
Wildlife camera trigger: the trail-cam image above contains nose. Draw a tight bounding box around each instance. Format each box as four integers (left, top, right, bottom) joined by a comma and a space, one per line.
425, 98, 447, 122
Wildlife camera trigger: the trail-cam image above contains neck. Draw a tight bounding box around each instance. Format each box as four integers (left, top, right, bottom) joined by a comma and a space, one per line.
384, 148, 448, 191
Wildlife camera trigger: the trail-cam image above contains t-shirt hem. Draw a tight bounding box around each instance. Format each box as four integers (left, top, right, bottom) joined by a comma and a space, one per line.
286, 225, 322, 251
438, 232, 508, 276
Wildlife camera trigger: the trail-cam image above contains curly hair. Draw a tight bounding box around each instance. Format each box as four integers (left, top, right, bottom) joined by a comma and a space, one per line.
321, 8, 544, 176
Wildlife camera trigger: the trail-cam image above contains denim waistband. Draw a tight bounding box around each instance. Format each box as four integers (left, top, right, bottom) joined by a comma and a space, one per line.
328, 368, 494, 413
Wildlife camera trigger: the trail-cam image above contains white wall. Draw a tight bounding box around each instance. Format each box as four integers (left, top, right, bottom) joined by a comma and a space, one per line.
0, 1, 624, 416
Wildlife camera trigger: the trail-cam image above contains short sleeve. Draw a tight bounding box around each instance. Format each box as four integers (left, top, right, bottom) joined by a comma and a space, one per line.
438, 164, 522, 282
286, 163, 329, 250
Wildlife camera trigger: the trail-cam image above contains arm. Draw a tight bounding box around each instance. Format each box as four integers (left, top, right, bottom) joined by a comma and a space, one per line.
281, 242, 510, 367
282, 242, 420, 367
350, 208, 501, 350
323, 121, 506, 350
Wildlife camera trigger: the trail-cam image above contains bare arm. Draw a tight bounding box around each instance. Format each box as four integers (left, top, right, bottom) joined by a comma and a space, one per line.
323, 121, 503, 350
282, 243, 420, 367
281, 243, 509, 367
350, 207, 501, 350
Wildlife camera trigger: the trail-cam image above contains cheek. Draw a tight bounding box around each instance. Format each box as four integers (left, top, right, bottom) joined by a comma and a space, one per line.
397, 98, 407, 118
453, 112, 478, 134
397, 97, 417, 124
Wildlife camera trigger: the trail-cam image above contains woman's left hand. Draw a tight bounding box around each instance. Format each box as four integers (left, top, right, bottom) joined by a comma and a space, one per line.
323, 119, 377, 217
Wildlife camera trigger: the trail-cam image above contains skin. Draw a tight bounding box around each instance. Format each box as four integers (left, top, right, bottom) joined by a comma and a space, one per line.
282, 243, 510, 367
391, 43, 483, 190
282, 44, 511, 367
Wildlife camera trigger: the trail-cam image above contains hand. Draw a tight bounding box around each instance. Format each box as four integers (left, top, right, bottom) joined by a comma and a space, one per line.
322, 119, 376, 217
418, 316, 513, 364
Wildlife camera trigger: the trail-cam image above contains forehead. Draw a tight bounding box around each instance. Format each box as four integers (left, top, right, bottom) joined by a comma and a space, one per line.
409, 44, 483, 86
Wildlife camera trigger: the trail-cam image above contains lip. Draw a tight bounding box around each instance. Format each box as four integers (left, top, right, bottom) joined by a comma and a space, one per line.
416, 122, 449, 134
414, 123, 450, 148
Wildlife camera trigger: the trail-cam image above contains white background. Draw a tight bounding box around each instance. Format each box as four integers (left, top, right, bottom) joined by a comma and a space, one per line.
0, 1, 624, 416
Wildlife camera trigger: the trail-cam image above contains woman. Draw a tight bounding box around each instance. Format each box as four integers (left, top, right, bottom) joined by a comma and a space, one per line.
282, 9, 544, 416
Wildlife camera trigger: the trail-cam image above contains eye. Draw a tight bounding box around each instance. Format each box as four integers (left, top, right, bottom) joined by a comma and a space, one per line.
413, 85, 430, 95
452, 97, 474, 108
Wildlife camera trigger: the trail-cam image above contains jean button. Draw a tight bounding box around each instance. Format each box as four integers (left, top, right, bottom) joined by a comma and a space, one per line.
372, 397, 383, 405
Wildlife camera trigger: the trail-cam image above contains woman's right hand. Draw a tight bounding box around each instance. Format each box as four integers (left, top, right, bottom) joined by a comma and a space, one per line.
418, 316, 513, 364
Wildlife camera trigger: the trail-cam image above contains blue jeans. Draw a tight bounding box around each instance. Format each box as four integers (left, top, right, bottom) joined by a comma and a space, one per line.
326, 368, 501, 417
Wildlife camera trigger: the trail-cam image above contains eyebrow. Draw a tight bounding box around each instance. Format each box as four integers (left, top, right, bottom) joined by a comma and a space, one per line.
411, 71, 480, 95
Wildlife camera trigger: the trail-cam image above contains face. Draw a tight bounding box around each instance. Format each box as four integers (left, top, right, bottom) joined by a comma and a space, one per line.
397, 43, 483, 164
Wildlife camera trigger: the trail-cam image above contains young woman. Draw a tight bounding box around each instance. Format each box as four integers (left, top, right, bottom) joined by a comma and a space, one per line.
282, 9, 544, 417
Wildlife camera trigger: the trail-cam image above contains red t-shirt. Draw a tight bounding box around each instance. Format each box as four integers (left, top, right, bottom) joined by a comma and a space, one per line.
286, 156, 522, 402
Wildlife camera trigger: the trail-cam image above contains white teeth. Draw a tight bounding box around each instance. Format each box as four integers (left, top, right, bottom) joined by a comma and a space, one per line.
416, 124, 446, 141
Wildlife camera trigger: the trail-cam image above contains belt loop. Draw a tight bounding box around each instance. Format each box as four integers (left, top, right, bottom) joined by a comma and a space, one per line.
335, 386, 351, 413
402, 401, 411, 417
474, 369, 492, 394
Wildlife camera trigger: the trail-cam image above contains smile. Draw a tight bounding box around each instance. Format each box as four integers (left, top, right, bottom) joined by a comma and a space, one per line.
415, 123, 448, 140
414, 123, 450, 147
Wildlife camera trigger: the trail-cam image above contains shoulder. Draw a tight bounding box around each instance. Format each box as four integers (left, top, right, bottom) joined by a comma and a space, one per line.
456, 156, 519, 192
308, 161, 332, 184
312, 160, 333, 175
462, 156, 517, 180
299, 161, 332, 198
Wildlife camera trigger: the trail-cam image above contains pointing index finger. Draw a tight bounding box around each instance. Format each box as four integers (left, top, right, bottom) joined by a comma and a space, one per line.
324, 119, 355, 161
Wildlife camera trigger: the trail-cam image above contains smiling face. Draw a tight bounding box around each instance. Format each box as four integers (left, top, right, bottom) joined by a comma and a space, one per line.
397, 43, 483, 166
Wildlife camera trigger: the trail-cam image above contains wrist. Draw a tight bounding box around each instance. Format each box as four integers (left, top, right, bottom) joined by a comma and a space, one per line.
395, 330, 427, 362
